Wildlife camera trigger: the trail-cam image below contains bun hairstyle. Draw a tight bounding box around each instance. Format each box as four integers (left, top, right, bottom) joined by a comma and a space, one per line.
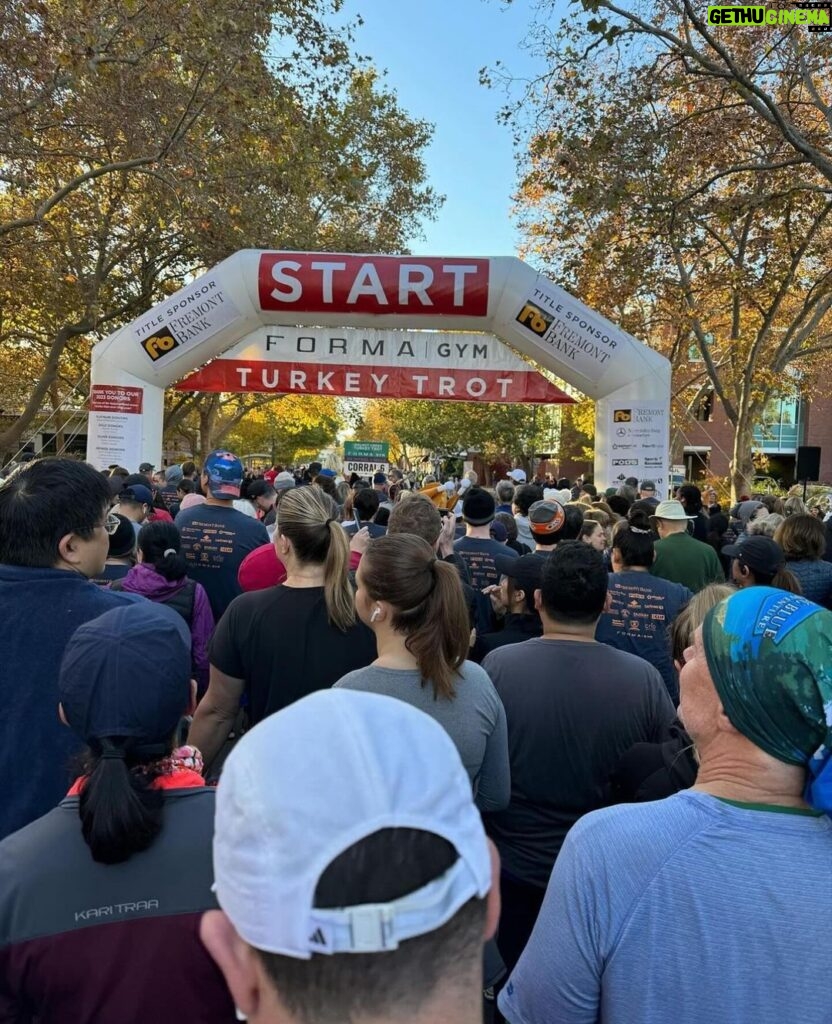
359, 534, 468, 700
137, 521, 187, 581
278, 486, 354, 632
613, 507, 656, 568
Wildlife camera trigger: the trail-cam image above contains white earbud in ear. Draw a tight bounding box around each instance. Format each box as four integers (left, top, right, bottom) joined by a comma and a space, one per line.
370, 607, 381, 623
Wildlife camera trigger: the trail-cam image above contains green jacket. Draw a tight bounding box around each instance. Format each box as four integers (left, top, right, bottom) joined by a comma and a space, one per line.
652, 531, 725, 593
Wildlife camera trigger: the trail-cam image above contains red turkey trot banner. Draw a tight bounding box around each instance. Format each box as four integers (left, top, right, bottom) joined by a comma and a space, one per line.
175, 327, 573, 405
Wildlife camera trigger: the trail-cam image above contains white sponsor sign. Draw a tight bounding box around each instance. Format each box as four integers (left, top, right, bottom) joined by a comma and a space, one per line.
87, 385, 144, 470
605, 403, 670, 489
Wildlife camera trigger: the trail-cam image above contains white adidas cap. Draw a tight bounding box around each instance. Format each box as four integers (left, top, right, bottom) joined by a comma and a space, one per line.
212, 689, 491, 959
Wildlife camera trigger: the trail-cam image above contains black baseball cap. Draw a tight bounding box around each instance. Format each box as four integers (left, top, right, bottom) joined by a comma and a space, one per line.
722, 536, 785, 576
138, 462, 155, 473
494, 552, 549, 596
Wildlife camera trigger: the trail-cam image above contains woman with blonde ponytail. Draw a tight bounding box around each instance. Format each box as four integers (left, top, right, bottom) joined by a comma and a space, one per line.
334, 533, 510, 812
189, 488, 376, 772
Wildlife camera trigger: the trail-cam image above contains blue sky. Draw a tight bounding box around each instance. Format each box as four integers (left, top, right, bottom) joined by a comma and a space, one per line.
339, 0, 548, 256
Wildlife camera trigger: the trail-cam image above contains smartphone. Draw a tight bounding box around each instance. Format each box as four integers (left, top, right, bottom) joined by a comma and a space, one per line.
353, 510, 363, 531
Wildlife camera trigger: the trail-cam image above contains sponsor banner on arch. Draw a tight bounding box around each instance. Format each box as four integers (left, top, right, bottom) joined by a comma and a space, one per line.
175, 327, 573, 405
604, 402, 670, 490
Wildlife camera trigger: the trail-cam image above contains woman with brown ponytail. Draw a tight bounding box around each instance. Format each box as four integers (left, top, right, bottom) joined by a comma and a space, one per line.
189, 487, 376, 771
335, 533, 510, 813
0, 602, 233, 1023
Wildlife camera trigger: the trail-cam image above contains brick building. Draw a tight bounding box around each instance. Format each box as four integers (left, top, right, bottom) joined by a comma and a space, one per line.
676, 389, 832, 488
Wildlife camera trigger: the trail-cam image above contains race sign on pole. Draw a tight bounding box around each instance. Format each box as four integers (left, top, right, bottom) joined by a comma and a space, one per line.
175, 327, 572, 405
343, 441, 390, 479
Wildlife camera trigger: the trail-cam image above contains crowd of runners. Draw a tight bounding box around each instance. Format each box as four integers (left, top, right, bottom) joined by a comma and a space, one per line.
0, 452, 829, 1023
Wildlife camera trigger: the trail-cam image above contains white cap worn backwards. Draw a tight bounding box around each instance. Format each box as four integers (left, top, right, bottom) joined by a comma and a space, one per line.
212, 689, 491, 959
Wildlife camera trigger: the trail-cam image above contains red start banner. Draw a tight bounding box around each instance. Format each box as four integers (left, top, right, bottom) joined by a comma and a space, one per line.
176, 359, 571, 404
257, 254, 490, 317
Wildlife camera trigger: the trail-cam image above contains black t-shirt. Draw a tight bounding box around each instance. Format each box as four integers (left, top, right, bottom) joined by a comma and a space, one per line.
209, 586, 377, 724
176, 504, 269, 621
481, 637, 675, 888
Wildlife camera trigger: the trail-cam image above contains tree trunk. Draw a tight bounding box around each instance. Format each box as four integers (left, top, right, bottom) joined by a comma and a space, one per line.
730, 417, 756, 503
0, 321, 89, 460
197, 398, 221, 464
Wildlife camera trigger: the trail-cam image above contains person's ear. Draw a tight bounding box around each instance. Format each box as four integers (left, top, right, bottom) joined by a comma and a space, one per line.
603, 591, 612, 612
513, 587, 526, 608
200, 911, 262, 1019
483, 840, 501, 942
57, 531, 84, 568
533, 588, 543, 612
652, 549, 657, 564
58, 702, 69, 727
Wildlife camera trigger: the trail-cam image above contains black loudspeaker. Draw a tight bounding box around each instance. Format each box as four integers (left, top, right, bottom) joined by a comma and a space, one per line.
796, 445, 821, 481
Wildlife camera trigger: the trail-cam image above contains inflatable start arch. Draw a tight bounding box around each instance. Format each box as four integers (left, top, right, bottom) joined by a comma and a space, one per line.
87, 251, 671, 490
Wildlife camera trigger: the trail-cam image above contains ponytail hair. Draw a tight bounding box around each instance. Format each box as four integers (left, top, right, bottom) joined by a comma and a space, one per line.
755, 567, 803, 595
278, 486, 354, 631
360, 534, 468, 700
137, 520, 187, 581
77, 738, 166, 864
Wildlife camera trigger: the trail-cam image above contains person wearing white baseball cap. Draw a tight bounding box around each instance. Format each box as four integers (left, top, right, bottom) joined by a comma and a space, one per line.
507, 468, 527, 484
201, 689, 499, 1024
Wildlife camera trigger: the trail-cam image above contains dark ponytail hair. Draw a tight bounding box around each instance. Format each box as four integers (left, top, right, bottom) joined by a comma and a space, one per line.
78, 738, 167, 864
745, 566, 803, 594
360, 534, 469, 700
612, 508, 655, 568
137, 520, 187, 581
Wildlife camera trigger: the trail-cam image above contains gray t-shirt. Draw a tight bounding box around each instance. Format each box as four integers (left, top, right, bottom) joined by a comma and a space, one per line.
334, 661, 510, 813
500, 792, 832, 1024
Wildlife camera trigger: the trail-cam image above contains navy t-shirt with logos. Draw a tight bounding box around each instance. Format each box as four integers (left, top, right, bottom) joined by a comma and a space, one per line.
595, 571, 692, 701
453, 536, 519, 634
176, 503, 269, 621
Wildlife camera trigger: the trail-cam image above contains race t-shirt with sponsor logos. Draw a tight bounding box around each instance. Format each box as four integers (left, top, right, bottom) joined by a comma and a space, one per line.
176, 503, 268, 621
453, 536, 519, 634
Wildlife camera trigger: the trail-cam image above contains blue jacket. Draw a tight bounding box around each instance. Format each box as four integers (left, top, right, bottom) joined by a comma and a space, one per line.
0, 565, 143, 840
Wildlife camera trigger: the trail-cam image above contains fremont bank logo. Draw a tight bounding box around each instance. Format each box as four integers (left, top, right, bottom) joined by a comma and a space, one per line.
141, 326, 180, 361
516, 301, 553, 337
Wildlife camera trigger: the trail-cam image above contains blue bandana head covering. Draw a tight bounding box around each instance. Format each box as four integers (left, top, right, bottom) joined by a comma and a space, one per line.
701, 587, 832, 814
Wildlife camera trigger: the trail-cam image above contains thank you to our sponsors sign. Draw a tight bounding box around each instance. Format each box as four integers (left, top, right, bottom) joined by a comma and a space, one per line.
88, 385, 144, 469
604, 402, 669, 491
175, 327, 574, 405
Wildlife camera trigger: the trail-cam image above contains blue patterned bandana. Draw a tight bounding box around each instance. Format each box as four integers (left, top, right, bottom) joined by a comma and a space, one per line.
702, 588, 832, 813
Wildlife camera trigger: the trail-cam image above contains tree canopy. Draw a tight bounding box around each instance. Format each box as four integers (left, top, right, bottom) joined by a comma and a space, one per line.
0, 0, 439, 463
492, 2, 832, 496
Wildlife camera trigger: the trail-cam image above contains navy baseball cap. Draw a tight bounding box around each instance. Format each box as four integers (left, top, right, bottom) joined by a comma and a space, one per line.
204, 449, 244, 499
117, 483, 152, 506
59, 604, 191, 746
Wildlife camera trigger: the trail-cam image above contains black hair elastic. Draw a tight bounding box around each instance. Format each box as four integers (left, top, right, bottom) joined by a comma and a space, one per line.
100, 748, 126, 760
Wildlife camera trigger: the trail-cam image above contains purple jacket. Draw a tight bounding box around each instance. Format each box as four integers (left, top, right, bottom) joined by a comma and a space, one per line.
114, 563, 214, 690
